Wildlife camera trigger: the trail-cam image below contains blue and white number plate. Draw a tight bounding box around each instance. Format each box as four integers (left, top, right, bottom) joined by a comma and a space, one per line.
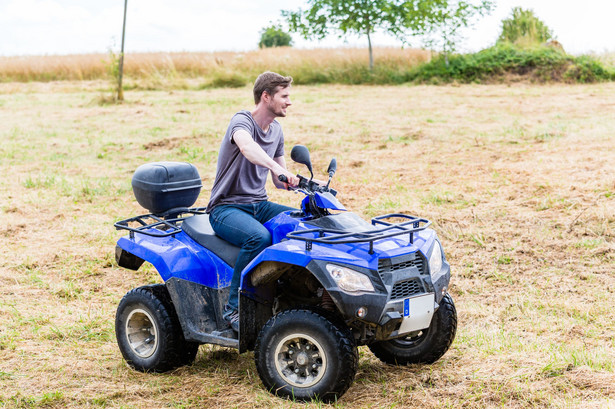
399, 293, 436, 334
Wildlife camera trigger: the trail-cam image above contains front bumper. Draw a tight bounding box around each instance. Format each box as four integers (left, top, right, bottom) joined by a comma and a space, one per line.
375, 257, 450, 340
376, 292, 436, 340
307, 247, 451, 341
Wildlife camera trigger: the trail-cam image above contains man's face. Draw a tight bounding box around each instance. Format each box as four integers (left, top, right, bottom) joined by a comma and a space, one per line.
266, 86, 292, 117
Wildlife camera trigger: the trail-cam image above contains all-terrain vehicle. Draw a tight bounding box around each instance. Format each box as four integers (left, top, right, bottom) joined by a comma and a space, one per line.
114, 145, 457, 402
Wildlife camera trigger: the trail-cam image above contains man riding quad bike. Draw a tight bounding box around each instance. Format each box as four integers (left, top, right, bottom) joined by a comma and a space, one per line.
113, 145, 457, 402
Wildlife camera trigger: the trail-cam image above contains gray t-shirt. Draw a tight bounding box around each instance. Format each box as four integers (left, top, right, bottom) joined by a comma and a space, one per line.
206, 110, 284, 212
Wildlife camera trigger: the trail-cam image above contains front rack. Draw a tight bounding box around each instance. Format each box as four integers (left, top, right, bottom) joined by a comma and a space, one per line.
286, 213, 431, 254
114, 207, 207, 238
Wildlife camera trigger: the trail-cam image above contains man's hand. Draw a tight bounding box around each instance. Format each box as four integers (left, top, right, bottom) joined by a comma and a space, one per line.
272, 157, 299, 188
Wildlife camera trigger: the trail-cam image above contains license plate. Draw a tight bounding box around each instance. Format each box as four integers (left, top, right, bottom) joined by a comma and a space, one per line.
398, 293, 435, 334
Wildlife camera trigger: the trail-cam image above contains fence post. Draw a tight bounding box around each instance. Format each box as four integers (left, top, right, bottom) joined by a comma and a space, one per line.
118, 0, 128, 101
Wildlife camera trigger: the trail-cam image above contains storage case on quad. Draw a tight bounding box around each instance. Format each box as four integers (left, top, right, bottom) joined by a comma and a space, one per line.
132, 162, 202, 214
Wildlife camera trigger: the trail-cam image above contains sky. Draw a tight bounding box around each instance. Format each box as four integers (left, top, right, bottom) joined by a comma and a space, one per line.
1, 0, 614, 57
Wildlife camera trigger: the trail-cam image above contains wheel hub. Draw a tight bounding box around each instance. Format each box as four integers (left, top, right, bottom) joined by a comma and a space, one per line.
125, 308, 158, 358
274, 334, 327, 388
296, 352, 308, 366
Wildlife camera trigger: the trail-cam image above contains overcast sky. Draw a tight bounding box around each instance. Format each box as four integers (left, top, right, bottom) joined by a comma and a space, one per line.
1, 0, 614, 56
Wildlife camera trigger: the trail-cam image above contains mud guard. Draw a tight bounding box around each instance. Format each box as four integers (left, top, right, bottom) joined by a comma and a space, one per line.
116, 231, 233, 288
237, 240, 388, 352
166, 277, 238, 349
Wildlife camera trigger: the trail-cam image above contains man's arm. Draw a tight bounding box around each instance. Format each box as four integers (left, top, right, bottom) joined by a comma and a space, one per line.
233, 129, 299, 187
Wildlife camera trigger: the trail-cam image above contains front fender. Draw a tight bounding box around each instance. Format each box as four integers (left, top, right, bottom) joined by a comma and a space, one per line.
240, 240, 387, 323
116, 231, 232, 288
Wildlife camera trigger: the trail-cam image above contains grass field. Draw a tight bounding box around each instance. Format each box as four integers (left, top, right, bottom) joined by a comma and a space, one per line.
0, 80, 614, 408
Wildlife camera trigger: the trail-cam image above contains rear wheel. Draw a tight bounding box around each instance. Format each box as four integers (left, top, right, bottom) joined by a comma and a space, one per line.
369, 293, 457, 365
254, 308, 358, 402
115, 284, 199, 372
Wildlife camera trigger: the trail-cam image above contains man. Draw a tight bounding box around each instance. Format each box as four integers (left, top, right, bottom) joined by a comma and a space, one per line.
206, 71, 299, 332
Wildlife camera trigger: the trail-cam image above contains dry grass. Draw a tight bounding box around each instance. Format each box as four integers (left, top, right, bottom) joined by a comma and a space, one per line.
0, 81, 614, 408
0, 47, 431, 85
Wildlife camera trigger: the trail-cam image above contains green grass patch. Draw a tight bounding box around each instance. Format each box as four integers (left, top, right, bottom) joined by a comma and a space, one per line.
409, 44, 615, 84
543, 345, 614, 376
575, 238, 604, 249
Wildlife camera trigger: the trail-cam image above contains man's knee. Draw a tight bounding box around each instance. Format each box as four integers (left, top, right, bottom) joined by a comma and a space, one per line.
246, 229, 271, 251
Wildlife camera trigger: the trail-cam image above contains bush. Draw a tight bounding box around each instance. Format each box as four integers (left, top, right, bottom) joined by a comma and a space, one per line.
408, 44, 615, 84
258, 26, 293, 48
563, 55, 614, 83
497, 7, 553, 47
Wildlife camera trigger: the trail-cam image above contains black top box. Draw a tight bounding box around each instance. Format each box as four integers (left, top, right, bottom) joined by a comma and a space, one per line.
132, 162, 202, 214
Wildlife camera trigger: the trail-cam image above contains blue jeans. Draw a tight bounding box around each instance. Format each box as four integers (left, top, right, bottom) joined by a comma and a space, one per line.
209, 201, 294, 311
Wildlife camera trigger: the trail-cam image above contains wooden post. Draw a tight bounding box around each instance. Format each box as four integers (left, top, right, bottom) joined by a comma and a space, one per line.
117, 0, 128, 101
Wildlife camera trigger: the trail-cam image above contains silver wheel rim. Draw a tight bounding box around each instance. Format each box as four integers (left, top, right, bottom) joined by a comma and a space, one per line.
274, 333, 327, 388
125, 308, 158, 358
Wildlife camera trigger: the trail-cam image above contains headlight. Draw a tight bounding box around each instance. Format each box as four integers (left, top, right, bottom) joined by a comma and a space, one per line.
429, 240, 443, 279
326, 264, 375, 294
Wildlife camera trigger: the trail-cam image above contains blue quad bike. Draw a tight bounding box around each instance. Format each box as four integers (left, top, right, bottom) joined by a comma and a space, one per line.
114, 145, 457, 402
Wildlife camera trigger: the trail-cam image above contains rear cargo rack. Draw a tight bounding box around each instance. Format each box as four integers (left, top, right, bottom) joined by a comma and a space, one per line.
286, 213, 431, 254
114, 207, 207, 238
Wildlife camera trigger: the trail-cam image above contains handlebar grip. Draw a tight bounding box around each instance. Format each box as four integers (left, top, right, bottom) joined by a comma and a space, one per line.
278, 174, 288, 183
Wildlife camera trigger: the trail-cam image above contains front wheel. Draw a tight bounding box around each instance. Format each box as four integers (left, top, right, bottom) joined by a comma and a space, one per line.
115, 285, 199, 372
369, 293, 457, 365
254, 308, 358, 402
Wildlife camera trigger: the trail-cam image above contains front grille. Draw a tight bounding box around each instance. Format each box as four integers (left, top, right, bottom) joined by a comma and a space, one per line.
378, 254, 426, 275
390, 279, 423, 300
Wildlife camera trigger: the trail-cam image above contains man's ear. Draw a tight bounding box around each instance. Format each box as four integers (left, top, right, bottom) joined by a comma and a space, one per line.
261, 90, 270, 103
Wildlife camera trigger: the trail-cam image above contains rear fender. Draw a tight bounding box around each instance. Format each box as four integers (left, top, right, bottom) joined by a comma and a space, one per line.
116, 231, 232, 288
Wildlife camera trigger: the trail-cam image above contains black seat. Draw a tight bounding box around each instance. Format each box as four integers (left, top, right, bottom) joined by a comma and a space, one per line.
182, 214, 240, 268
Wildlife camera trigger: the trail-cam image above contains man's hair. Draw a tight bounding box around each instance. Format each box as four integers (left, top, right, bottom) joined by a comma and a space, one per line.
253, 71, 293, 104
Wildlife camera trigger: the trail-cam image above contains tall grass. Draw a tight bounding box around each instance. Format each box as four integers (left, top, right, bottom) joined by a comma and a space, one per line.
2, 46, 613, 87
0, 47, 431, 87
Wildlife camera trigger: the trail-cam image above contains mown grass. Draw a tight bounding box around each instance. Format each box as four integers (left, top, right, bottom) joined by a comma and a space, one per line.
0, 81, 614, 408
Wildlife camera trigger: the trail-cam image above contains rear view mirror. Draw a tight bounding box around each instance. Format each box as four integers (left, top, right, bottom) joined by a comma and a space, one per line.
290, 145, 313, 179
327, 158, 337, 177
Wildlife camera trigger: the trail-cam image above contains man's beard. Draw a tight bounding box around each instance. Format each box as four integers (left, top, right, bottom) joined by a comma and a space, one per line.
269, 103, 286, 117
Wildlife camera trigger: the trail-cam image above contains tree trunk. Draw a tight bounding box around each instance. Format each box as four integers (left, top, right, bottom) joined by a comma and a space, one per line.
367, 29, 373, 71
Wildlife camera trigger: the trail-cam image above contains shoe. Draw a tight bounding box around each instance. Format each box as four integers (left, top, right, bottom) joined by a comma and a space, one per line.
223, 305, 239, 333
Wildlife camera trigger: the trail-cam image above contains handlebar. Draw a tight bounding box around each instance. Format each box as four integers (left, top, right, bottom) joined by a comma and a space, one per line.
278, 174, 337, 196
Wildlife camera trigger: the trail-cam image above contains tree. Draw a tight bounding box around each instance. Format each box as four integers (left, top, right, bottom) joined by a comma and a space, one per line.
422, 0, 493, 66
259, 25, 293, 48
497, 7, 553, 47
283, 0, 448, 71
